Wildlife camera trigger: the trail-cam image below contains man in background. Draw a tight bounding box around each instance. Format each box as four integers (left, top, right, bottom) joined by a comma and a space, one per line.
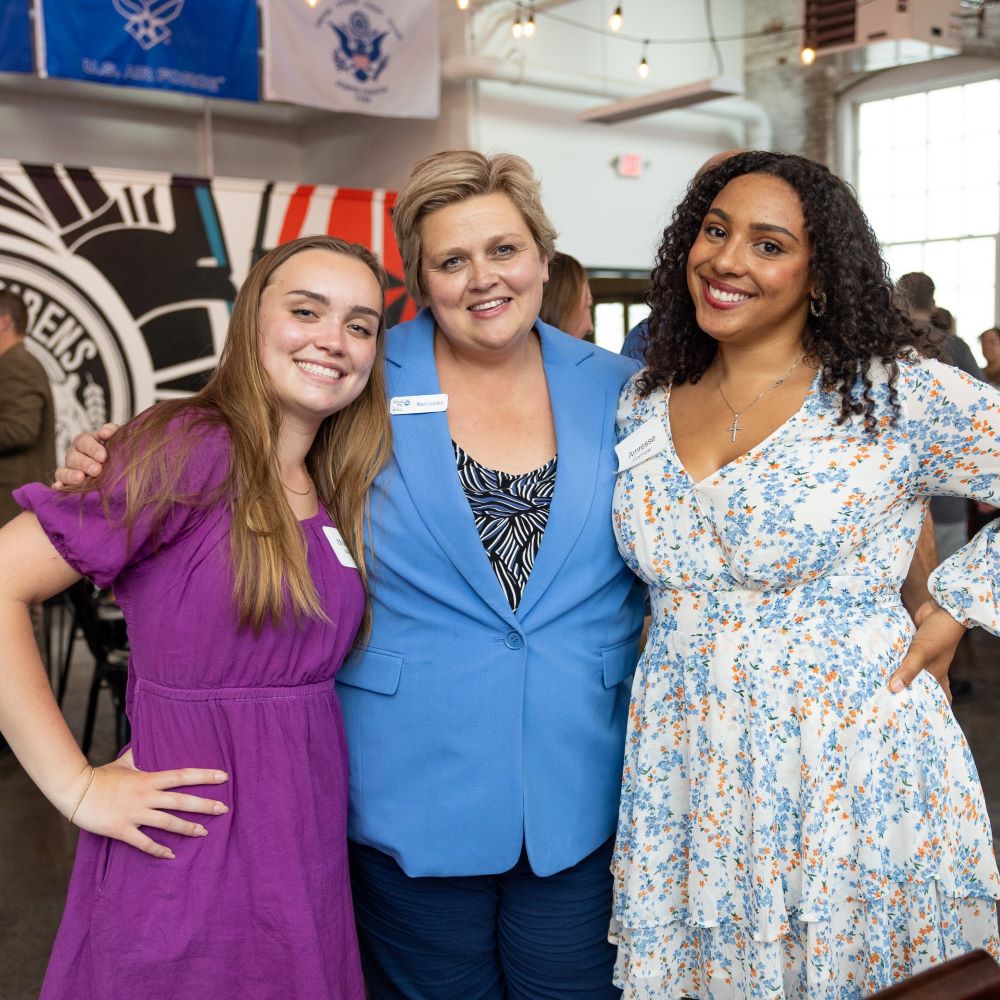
0, 289, 55, 527
897, 272, 981, 383
0, 289, 55, 753
897, 272, 982, 565
980, 327, 1000, 389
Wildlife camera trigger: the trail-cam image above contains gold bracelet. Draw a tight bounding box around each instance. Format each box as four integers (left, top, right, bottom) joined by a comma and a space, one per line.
68, 767, 96, 825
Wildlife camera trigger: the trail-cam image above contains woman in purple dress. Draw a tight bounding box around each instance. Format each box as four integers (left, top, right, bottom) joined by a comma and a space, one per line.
0, 235, 391, 999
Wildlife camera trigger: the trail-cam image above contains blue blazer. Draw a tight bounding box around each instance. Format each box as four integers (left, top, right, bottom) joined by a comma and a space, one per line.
336, 309, 644, 877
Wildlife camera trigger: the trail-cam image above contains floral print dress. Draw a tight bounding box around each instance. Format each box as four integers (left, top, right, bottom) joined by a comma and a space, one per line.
610, 357, 1000, 999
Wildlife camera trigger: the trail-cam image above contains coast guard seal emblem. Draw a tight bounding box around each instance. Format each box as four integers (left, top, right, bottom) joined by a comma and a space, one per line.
331, 11, 389, 83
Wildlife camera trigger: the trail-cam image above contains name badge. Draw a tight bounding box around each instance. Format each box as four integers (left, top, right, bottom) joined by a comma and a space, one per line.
615, 420, 667, 472
323, 526, 358, 569
390, 393, 448, 415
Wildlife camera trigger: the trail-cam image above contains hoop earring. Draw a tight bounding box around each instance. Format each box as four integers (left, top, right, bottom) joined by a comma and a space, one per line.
809, 291, 827, 318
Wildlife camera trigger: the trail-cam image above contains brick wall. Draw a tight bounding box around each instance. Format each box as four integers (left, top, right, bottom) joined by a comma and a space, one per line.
743, 0, 1000, 166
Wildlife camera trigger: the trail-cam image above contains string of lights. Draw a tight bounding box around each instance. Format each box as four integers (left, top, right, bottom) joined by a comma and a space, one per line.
449, 0, 900, 74
454, 0, 805, 45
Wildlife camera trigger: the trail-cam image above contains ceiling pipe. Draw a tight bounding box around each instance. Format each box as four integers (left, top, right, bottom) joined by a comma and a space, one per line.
442, 54, 773, 149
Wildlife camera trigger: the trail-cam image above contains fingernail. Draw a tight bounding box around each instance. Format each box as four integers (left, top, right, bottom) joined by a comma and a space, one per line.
214, 772, 228, 782
164, 850, 176, 860
195, 825, 208, 836
889, 678, 904, 693
213, 802, 229, 814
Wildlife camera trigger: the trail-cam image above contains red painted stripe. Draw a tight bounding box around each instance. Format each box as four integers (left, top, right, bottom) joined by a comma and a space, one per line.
327, 187, 371, 245
383, 191, 417, 322
278, 184, 316, 244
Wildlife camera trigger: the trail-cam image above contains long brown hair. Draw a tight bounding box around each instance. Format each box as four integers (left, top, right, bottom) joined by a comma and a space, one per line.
70, 236, 392, 634
538, 252, 588, 332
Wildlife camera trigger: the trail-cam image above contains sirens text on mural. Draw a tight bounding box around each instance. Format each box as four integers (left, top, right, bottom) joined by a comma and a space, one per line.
0, 280, 97, 372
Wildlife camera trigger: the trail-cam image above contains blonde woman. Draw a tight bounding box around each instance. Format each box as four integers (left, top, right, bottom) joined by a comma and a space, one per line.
0, 235, 391, 1000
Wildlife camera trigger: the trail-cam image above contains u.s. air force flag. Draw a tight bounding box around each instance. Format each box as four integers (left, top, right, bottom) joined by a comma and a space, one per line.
262, 0, 439, 119
36, 0, 259, 101
0, 2, 33, 73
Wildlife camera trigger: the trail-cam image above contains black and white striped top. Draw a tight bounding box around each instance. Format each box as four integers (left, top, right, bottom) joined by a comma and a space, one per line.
453, 442, 557, 612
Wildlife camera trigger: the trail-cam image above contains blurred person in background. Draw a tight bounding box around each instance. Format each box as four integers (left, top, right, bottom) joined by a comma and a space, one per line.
0, 289, 55, 529
981, 326, 1000, 389
539, 252, 593, 340
898, 275, 982, 565
0, 288, 56, 744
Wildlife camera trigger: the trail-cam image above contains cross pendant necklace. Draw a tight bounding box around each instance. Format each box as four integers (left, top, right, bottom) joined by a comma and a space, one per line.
716, 355, 803, 441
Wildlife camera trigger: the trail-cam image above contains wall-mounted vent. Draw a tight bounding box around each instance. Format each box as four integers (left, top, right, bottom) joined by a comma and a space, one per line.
801, 0, 961, 58
803, 0, 857, 55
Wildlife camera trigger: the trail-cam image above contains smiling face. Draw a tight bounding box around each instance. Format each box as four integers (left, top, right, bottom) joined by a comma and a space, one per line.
686, 172, 814, 351
257, 247, 382, 433
419, 192, 549, 357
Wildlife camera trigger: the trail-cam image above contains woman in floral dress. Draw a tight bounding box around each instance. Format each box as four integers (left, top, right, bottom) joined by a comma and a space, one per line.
610, 151, 1000, 998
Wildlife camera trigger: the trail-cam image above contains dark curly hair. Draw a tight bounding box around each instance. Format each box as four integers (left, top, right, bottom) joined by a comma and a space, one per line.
639, 151, 920, 432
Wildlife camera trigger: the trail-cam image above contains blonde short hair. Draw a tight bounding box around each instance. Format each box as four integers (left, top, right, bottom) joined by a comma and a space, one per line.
392, 150, 557, 303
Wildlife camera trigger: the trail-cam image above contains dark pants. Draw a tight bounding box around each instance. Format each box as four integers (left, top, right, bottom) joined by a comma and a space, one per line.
349, 837, 621, 1000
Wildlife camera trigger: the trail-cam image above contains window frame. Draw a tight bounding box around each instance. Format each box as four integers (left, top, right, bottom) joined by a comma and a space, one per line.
837, 55, 1000, 360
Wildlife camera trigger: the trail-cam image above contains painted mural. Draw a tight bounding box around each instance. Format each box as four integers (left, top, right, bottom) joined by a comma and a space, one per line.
0, 160, 417, 460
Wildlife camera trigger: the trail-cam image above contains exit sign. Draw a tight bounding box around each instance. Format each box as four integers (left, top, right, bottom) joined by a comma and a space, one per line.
614, 153, 644, 178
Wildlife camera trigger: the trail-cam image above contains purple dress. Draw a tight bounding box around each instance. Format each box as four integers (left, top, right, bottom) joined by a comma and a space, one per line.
16, 421, 365, 1000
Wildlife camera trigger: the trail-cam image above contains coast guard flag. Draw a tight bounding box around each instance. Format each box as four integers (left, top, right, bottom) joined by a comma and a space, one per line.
36, 0, 259, 101
0, 2, 33, 73
262, 0, 439, 119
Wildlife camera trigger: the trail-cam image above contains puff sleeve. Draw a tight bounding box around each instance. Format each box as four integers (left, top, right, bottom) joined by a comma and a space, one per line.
901, 359, 1000, 633
13, 416, 230, 590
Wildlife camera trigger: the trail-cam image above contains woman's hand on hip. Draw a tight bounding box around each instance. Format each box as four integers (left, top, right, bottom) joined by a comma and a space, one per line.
70, 749, 229, 859
889, 600, 966, 703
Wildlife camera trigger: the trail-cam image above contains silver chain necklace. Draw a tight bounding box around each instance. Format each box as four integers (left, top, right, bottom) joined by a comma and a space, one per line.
715, 356, 803, 442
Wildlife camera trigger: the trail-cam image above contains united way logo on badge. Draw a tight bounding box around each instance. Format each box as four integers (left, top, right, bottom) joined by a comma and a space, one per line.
331, 10, 389, 83
111, 0, 184, 51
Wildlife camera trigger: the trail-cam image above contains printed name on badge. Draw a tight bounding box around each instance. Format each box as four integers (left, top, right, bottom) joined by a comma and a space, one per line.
615, 421, 667, 472
390, 393, 448, 415
323, 526, 358, 569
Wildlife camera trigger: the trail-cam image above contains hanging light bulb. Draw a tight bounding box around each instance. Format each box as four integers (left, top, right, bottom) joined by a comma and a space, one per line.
305, 0, 319, 7
456, 0, 470, 9
637, 40, 650, 79
800, 46, 816, 64
608, 4, 623, 31
512, 6, 523, 38
524, 3, 536, 36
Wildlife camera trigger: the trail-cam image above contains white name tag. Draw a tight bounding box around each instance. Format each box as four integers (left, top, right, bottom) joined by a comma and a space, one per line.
615, 420, 667, 472
323, 526, 358, 569
390, 393, 448, 415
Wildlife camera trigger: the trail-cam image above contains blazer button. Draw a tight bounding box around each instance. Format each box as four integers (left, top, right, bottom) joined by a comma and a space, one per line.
504, 631, 524, 650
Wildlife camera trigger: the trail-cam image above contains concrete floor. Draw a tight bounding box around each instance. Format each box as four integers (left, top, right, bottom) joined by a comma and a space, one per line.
0, 628, 998, 999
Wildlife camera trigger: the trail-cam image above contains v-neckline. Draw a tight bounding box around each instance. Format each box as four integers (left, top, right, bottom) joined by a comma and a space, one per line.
664, 368, 822, 489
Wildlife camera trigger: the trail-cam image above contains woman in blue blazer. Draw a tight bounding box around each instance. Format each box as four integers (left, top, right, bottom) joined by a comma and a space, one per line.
56, 151, 643, 999
336, 151, 643, 998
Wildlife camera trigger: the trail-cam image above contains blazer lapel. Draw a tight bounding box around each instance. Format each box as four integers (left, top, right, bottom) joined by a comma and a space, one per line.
386, 311, 519, 627
515, 327, 608, 620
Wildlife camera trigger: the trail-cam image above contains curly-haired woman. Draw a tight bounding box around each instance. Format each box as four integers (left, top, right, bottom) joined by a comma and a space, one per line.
610, 151, 1000, 998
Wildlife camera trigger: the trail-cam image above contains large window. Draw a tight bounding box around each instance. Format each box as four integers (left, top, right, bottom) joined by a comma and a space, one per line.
854, 78, 999, 361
